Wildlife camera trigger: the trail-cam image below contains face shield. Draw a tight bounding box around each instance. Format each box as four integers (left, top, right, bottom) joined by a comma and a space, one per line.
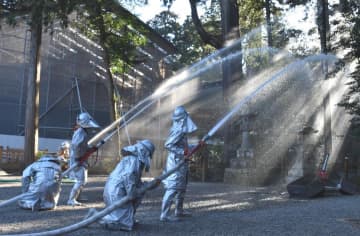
136, 143, 152, 172
183, 116, 198, 133
122, 143, 152, 172
172, 106, 197, 134
76, 112, 100, 128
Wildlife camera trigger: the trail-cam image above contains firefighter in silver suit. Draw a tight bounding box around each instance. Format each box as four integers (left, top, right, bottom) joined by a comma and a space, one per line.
67, 112, 99, 206
57, 141, 70, 171
18, 154, 62, 211
160, 106, 198, 222
99, 140, 155, 231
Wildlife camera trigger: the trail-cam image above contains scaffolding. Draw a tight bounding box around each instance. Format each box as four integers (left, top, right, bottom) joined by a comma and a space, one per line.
0, 20, 176, 140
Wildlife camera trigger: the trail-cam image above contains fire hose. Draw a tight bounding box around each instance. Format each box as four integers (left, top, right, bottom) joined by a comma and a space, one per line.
0, 136, 208, 236
1, 91, 241, 235
0, 130, 117, 210
0, 54, 309, 235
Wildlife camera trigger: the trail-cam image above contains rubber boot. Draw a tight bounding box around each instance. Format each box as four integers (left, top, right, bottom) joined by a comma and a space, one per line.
175, 197, 191, 217
160, 190, 179, 222
67, 187, 82, 206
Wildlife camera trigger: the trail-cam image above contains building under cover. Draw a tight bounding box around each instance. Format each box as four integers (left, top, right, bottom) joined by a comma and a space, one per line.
0, 6, 177, 173
0, 8, 176, 141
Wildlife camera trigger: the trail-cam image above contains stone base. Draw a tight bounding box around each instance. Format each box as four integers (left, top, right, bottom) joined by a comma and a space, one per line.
0, 168, 8, 176
223, 168, 261, 186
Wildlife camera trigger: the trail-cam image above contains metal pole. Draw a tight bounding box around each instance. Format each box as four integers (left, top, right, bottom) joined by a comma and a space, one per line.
344, 156, 349, 180
74, 77, 83, 113
17, 29, 29, 134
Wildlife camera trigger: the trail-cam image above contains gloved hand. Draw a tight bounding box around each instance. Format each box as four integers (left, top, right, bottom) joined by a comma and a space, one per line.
184, 148, 189, 156
199, 140, 206, 147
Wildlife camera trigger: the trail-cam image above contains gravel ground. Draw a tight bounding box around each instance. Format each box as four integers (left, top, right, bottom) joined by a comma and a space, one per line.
1, 175, 360, 236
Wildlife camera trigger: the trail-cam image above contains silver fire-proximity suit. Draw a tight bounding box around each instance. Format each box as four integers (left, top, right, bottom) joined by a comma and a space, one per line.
67, 112, 99, 206
99, 140, 155, 231
18, 155, 62, 211
160, 106, 198, 222
57, 141, 70, 172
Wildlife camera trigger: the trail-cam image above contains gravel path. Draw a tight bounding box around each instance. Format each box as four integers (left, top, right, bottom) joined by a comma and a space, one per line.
1, 175, 360, 236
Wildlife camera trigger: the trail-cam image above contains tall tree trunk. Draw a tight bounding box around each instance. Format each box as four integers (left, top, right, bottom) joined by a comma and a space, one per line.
317, 0, 330, 76
96, 5, 116, 122
317, 0, 332, 157
102, 47, 117, 122
220, 0, 242, 166
265, 0, 273, 47
317, 0, 330, 54
323, 93, 332, 157
221, 0, 240, 44
24, 17, 42, 168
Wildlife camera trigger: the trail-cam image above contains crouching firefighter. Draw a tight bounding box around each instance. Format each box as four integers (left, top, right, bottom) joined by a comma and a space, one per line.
90, 140, 155, 231
67, 112, 100, 206
19, 154, 62, 211
57, 141, 70, 172
160, 106, 198, 222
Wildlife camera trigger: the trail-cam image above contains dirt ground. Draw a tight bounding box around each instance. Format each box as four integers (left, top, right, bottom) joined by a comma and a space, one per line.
1, 175, 360, 236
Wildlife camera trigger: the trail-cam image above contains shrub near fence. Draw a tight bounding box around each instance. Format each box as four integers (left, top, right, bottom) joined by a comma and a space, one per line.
0, 146, 47, 173
0, 146, 24, 163
0, 146, 24, 173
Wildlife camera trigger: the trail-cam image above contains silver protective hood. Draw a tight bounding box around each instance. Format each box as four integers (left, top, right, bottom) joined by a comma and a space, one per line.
122, 142, 152, 172
173, 115, 197, 134
76, 112, 100, 128
171, 106, 197, 134
184, 116, 197, 133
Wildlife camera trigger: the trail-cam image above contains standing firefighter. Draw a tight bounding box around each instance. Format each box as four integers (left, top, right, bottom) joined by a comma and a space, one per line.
97, 140, 155, 231
160, 106, 198, 222
18, 154, 62, 211
67, 112, 99, 206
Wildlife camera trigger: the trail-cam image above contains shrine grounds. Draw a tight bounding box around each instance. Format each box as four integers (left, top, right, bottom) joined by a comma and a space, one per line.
1, 175, 360, 235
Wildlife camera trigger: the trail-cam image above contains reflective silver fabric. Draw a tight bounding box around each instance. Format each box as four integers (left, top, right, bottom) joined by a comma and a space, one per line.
162, 124, 196, 190
161, 108, 197, 219
184, 116, 197, 133
18, 156, 61, 210
76, 112, 100, 128
68, 127, 90, 205
100, 145, 148, 231
70, 127, 89, 167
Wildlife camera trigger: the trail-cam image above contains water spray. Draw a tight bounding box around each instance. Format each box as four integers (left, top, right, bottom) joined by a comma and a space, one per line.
88, 47, 281, 148
1, 53, 339, 235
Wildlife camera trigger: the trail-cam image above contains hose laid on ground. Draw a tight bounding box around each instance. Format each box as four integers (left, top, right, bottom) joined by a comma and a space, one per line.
3, 136, 207, 236
0, 193, 29, 208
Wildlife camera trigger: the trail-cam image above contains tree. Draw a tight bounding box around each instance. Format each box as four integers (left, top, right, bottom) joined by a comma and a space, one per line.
75, 0, 147, 121
317, 0, 330, 55
337, 1, 360, 131
0, 0, 76, 168
148, 10, 215, 68
265, 0, 273, 47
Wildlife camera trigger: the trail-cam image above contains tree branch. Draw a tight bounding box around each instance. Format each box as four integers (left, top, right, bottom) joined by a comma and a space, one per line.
189, 0, 223, 49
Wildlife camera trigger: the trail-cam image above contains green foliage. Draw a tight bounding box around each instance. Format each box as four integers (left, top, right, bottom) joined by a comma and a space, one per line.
74, 0, 148, 74
350, 18, 360, 59
0, 0, 76, 32
147, 4, 217, 68
336, 1, 360, 130
239, 0, 265, 35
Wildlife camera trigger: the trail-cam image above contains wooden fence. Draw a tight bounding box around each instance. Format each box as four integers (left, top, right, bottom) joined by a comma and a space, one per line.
0, 146, 25, 163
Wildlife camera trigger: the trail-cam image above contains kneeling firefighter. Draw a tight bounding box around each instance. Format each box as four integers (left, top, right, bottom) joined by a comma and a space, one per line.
19, 154, 62, 211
